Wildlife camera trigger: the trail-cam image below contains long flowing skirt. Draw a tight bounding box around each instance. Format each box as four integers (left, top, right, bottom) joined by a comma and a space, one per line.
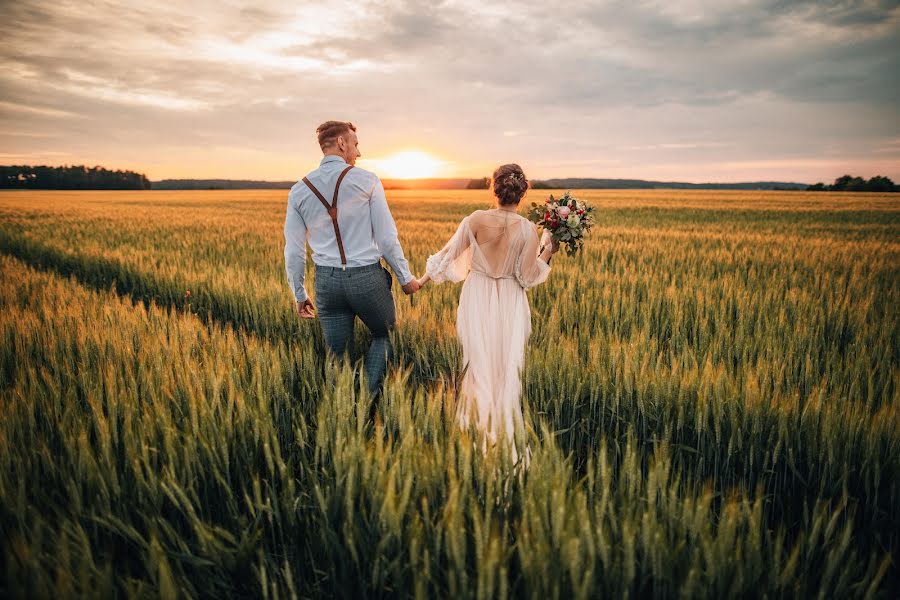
455, 271, 532, 463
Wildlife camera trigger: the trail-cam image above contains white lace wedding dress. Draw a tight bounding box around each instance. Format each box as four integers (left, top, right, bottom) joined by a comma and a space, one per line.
426, 209, 551, 464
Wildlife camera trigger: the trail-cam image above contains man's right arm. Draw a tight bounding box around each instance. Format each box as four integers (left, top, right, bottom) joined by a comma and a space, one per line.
284, 192, 310, 303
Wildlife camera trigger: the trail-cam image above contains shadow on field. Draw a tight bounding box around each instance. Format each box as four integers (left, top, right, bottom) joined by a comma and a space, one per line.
0, 229, 459, 384
0, 230, 303, 342
0, 229, 455, 409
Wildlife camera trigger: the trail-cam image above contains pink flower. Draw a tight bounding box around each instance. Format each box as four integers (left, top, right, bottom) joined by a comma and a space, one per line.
557, 206, 571, 219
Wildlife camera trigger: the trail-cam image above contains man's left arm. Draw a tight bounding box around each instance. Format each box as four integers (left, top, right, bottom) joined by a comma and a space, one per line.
369, 177, 415, 287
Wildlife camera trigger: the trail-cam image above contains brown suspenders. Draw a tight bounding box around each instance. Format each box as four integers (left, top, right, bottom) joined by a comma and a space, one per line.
302, 165, 354, 269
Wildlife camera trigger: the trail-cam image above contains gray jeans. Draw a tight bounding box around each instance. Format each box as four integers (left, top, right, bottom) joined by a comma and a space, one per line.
314, 262, 397, 394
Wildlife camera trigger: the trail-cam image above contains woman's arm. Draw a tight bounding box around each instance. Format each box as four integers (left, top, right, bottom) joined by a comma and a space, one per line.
423, 215, 473, 284
538, 243, 556, 264
516, 224, 557, 289
538, 230, 559, 263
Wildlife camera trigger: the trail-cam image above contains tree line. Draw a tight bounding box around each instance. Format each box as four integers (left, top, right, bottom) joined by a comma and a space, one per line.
4, 165, 894, 193
807, 175, 897, 192
153, 179, 295, 190
467, 175, 899, 192
467, 177, 810, 191
0, 165, 151, 190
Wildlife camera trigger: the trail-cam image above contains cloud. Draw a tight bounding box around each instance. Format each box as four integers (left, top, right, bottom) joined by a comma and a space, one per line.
620, 142, 734, 151
0, 101, 77, 119
1, 0, 898, 181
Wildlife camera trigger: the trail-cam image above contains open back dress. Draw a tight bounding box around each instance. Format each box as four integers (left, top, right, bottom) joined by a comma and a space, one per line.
425, 209, 551, 463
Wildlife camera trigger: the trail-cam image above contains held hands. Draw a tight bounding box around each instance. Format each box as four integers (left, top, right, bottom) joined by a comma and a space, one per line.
401, 278, 421, 295
402, 275, 429, 306
404, 275, 430, 306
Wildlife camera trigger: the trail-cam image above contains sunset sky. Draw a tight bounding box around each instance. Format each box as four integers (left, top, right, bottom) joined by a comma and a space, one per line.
2, 1, 899, 183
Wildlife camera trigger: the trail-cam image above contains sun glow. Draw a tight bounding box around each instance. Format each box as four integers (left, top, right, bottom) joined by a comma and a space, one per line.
365, 151, 445, 179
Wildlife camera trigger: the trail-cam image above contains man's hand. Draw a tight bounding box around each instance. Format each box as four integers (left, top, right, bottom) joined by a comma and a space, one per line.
296, 298, 316, 319
401, 279, 421, 295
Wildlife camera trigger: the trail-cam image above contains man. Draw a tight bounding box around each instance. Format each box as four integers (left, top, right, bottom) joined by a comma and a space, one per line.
284, 121, 420, 396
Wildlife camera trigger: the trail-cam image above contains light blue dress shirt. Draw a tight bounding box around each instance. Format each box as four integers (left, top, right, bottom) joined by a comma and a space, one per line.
284, 155, 415, 302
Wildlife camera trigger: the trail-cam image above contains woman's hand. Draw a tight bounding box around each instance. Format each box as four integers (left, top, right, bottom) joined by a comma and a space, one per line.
540, 230, 560, 261
417, 274, 431, 287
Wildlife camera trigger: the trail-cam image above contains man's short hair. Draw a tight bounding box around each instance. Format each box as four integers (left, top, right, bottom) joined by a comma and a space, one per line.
316, 121, 356, 150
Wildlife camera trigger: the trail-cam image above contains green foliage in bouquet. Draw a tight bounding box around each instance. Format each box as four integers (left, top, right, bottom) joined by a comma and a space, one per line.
527, 190, 595, 256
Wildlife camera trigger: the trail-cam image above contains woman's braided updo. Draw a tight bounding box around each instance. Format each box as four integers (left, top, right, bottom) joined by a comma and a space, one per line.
491, 163, 528, 206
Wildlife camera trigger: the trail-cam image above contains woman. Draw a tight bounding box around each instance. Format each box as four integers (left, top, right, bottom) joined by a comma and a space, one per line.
416, 164, 558, 465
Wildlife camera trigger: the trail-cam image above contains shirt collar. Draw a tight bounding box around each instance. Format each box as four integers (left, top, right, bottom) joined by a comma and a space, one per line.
320, 155, 347, 166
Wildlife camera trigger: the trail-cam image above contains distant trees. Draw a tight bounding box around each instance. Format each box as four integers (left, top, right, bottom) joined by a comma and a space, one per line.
528, 179, 808, 190
865, 176, 897, 192
153, 179, 295, 190
0, 165, 151, 190
807, 175, 897, 192
466, 177, 490, 190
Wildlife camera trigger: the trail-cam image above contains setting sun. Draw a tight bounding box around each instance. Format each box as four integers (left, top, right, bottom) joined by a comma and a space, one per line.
366, 151, 445, 179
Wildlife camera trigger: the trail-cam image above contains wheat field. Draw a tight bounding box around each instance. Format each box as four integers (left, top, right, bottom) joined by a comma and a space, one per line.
0, 189, 898, 598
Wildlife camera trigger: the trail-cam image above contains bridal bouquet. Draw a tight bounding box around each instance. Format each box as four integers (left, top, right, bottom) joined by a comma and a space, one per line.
527, 191, 595, 256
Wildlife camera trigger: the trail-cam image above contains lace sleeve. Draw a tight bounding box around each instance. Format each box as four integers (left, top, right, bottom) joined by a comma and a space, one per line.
426, 216, 473, 284
515, 221, 551, 289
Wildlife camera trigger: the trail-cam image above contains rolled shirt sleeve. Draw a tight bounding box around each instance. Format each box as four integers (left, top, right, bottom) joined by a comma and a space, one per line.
284, 193, 309, 302
369, 177, 415, 285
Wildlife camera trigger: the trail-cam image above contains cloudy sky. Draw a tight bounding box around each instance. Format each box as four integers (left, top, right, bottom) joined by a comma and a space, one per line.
2, 0, 899, 182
